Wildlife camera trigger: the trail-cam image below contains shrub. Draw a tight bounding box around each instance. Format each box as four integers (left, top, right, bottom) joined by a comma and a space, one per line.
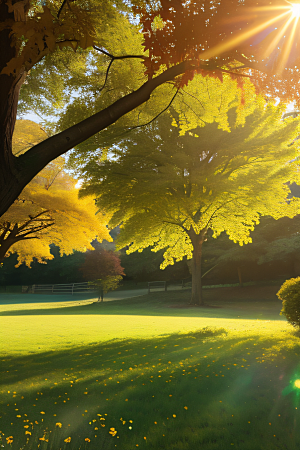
277, 277, 300, 328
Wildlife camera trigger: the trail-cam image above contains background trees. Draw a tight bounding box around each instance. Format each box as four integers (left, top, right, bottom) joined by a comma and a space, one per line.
78, 75, 300, 305
2, 0, 300, 216
80, 247, 125, 301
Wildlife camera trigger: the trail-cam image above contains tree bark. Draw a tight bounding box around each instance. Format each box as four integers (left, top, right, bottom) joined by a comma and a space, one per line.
97, 288, 104, 302
188, 227, 207, 306
0, 59, 197, 218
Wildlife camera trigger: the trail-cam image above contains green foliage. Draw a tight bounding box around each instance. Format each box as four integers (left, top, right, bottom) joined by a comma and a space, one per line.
277, 277, 300, 328
89, 275, 123, 295
80, 75, 300, 270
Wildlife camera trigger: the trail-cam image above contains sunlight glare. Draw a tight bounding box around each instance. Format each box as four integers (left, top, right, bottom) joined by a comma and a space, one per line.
290, 3, 300, 18
294, 379, 300, 389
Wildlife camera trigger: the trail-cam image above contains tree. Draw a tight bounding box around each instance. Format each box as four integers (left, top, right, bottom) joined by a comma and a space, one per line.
0, 120, 111, 266
203, 214, 300, 285
80, 247, 125, 301
3, 0, 300, 216
79, 75, 300, 305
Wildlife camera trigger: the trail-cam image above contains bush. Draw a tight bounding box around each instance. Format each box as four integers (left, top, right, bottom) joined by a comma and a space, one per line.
277, 277, 300, 328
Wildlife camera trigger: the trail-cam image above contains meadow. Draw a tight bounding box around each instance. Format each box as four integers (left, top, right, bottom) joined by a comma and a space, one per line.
0, 286, 300, 450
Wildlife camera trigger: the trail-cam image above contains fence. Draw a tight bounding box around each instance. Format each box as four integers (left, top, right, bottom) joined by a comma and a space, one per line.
23, 282, 98, 295
148, 281, 167, 293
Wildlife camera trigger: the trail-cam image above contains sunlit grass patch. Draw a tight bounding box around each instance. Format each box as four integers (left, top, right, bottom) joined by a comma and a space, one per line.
1, 291, 300, 449
1, 324, 300, 449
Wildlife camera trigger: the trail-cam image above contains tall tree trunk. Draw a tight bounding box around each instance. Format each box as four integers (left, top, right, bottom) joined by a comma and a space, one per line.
97, 288, 104, 302
188, 227, 207, 306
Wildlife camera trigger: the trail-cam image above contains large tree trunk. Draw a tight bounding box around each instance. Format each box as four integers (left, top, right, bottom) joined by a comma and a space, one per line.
188, 228, 207, 306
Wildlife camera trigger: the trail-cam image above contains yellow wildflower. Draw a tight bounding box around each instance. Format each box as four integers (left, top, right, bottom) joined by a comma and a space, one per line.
85, 438, 90, 442
64, 437, 71, 443
56, 423, 62, 428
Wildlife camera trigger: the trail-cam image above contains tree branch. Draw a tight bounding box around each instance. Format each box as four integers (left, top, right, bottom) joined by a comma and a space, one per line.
92, 46, 147, 94
125, 88, 180, 133
93, 46, 147, 61
1, 59, 223, 217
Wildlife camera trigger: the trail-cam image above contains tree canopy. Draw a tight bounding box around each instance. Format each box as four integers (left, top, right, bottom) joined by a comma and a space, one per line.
2, 0, 300, 216
79, 74, 300, 305
0, 120, 111, 266
80, 246, 125, 301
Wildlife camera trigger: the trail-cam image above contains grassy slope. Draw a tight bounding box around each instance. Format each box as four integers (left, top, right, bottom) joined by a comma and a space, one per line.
0, 287, 300, 450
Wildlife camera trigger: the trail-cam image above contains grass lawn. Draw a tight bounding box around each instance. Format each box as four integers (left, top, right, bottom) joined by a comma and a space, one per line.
0, 286, 300, 450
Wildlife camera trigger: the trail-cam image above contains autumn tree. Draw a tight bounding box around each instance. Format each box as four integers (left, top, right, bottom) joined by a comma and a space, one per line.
78, 74, 300, 305
3, 0, 300, 216
0, 120, 111, 266
80, 247, 125, 301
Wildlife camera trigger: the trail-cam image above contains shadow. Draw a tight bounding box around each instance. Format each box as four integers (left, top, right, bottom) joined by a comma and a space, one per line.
1, 327, 300, 450
0, 290, 285, 321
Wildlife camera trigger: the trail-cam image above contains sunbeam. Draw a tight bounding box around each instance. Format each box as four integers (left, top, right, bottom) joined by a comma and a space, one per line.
201, 11, 291, 61
201, 3, 300, 74
289, 2, 300, 19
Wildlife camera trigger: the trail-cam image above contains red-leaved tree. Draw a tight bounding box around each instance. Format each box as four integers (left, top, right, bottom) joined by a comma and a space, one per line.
80, 248, 125, 301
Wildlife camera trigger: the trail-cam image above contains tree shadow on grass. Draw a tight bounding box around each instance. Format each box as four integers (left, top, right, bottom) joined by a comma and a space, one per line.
0, 289, 285, 321
1, 327, 300, 450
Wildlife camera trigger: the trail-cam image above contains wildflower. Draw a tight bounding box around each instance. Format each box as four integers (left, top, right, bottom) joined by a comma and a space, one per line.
56, 423, 62, 428
64, 437, 71, 443
40, 412, 45, 415
6, 436, 13, 444
184, 406, 188, 410
25, 431, 31, 435
173, 414, 176, 418
85, 438, 90, 442
109, 428, 117, 436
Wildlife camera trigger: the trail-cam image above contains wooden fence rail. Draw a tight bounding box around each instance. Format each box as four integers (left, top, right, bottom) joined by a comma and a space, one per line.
23, 282, 97, 295
148, 281, 167, 294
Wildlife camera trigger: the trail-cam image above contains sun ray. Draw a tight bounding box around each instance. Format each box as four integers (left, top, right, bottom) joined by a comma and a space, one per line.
260, 16, 294, 60
201, 11, 291, 61
290, 3, 300, 18
276, 15, 300, 73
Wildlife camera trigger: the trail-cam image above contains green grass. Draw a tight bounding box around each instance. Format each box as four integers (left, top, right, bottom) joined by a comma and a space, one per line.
1, 288, 300, 450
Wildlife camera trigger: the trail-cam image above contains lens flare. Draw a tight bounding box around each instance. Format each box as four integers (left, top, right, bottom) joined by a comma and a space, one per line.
290, 3, 300, 18
294, 379, 300, 389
